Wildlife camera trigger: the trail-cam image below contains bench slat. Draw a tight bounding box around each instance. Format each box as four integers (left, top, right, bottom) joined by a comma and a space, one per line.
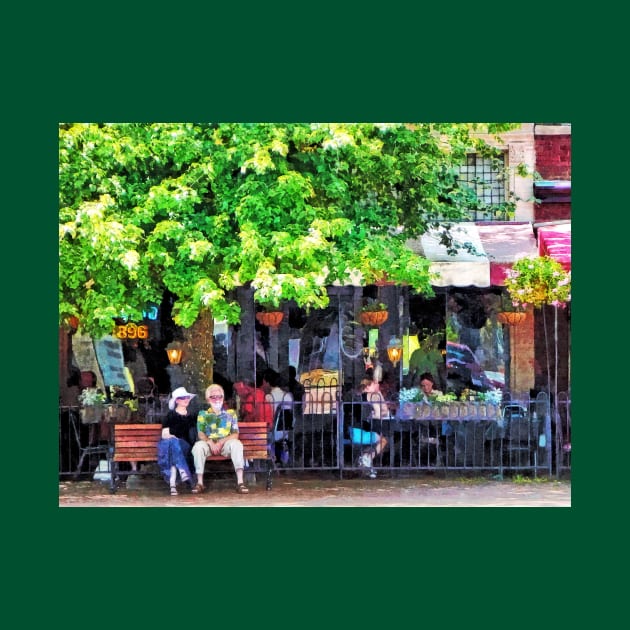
240, 440, 267, 447
113, 424, 161, 462
244, 450, 269, 458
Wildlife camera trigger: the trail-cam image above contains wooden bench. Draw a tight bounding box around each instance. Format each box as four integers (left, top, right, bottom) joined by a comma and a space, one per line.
109, 422, 274, 494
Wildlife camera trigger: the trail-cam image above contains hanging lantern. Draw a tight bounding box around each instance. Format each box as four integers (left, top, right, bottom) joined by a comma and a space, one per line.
386, 338, 403, 366
166, 341, 183, 365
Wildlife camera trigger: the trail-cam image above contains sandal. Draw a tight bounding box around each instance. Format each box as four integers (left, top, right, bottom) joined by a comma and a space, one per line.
170, 486, 178, 496
236, 483, 249, 494
191, 483, 204, 494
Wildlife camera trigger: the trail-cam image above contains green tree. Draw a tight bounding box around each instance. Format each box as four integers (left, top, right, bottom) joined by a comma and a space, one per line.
59, 122, 519, 386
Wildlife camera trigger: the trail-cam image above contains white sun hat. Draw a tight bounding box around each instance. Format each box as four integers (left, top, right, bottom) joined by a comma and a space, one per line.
168, 386, 196, 410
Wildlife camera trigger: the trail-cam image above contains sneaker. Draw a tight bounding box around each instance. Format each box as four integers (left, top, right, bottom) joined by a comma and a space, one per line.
368, 468, 377, 479
358, 453, 373, 468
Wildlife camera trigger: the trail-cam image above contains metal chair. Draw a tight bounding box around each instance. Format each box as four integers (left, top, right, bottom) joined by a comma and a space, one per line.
502, 404, 534, 468
69, 408, 110, 479
273, 405, 295, 466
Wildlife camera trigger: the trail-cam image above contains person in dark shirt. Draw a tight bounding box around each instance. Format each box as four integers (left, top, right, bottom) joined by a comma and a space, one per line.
285, 366, 305, 401
157, 386, 197, 495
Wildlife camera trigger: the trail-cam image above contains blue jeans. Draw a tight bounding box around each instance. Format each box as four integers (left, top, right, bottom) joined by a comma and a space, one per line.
157, 438, 192, 484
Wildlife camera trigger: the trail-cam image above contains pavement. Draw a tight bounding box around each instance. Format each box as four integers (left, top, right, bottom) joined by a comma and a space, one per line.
59, 471, 571, 507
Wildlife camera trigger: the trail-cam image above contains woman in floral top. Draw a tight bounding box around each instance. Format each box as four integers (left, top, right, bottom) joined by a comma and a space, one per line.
191, 383, 249, 494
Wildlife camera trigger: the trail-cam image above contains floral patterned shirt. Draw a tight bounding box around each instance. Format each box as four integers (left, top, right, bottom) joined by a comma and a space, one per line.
197, 408, 238, 440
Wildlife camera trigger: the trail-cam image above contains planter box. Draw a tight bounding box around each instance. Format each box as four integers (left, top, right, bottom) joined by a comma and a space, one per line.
104, 404, 132, 423
80, 405, 105, 424
399, 402, 435, 419
398, 401, 501, 420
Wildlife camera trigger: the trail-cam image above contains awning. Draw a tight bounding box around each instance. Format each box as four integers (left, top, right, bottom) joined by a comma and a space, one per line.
477, 222, 539, 285
538, 223, 571, 270
406, 221, 538, 287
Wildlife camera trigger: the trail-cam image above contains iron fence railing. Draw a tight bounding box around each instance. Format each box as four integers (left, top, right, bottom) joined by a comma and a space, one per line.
59, 390, 569, 480
554, 392, 571, 477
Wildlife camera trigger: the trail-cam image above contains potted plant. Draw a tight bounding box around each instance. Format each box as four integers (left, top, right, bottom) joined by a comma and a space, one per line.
504, 255, 571, 310
399, 386, 431, 418
398, 387, 457, 418
431, 392, 458, 417
78, 387, 107, 424
497, 293, 527, 326
476, 388, 503, 418
359, 298, 389, 327
255, 301, 284, 328
106, 387, 138, 423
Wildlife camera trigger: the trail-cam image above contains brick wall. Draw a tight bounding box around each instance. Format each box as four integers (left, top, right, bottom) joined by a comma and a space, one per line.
534, 202, 571, 222
534, 125, 571, 223
511, 311, 535, 395
535, 134, 571, 180
534, 307, 571, 394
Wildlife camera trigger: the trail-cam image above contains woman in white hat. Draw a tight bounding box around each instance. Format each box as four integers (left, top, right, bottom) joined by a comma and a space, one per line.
157, 386, 197, 495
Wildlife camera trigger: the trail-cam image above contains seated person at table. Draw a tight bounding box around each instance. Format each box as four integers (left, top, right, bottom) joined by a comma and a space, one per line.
418, 372, 453, 438
419, 372, 443, 402
348, 379, 390, 478
263, 368, 294, 418
408, 334, 445, 389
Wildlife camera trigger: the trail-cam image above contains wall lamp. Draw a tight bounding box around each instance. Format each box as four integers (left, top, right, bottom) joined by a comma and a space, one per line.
386, 338, 403, 367
166, 341, 183, 365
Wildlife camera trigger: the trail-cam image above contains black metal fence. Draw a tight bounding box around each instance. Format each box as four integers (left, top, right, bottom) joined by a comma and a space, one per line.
59, 390, 569, 481
554, 392, 571, 476
58, 397, 168, 481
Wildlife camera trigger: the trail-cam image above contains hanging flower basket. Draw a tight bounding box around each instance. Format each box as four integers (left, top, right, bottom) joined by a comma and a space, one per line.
497, 311, 527, 326
359, 310, 389, 327
256, 311, 284, 328
504, 255, 571, 309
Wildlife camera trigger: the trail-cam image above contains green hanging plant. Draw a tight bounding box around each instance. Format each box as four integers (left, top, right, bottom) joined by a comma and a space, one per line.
505, 256, 571, 309
361, 298, 388, 312
78, 388, 106, 406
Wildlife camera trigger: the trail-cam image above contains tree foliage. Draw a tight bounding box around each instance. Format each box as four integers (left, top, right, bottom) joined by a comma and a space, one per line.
59, 122, 519, 337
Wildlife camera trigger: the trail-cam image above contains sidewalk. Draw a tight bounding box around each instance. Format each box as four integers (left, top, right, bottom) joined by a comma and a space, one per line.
59, 472, 571, 507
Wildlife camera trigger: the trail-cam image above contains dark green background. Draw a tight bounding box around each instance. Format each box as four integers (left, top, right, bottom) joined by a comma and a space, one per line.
7, 3, 616, 627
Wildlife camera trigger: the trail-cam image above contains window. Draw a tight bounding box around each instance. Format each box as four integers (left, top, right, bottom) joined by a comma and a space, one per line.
459, 153, 507, 219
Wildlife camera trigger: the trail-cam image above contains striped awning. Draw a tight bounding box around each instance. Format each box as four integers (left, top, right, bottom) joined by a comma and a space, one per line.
538, 223, 571, 271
